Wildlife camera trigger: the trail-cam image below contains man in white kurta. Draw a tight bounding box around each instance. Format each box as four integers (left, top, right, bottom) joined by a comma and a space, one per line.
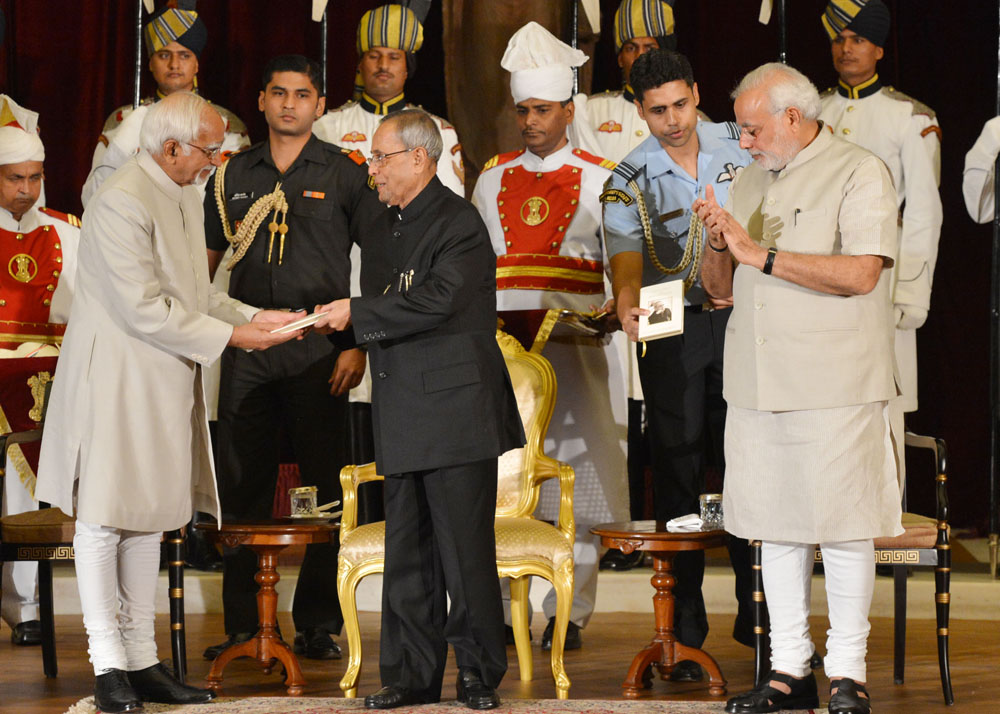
817, 0, 941, 488
34, 93, 298, 713
0, 126, 79, 647
472, 21, 628, 652
696, 63, 902, 714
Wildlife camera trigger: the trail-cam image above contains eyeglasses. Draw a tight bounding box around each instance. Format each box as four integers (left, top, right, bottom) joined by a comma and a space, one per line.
187, 142, 223, 160
368, 147, 415, 166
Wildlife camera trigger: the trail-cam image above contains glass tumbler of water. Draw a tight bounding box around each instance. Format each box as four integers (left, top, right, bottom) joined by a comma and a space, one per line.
699, 493, 724, 529
289, 486, 318, 516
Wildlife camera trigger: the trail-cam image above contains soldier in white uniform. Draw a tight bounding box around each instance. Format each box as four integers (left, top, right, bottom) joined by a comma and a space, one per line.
313, 4, 463, 195
0, 126, 79, 647
81, 0, 249, 207
963, 116, 1000, 223
584, 0, 675, 163
473, 22, 628, 652
817, 0, 942, 487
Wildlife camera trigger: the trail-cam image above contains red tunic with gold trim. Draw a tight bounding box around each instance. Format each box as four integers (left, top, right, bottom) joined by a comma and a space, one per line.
0, 204, 80, 488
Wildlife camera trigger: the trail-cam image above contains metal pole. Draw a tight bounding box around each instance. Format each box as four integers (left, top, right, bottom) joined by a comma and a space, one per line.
990, 0, 1000, 580
321, 9, 328, 97
570, 0, 579, 94
777, 0, 787, 64
133, 0, 144, 108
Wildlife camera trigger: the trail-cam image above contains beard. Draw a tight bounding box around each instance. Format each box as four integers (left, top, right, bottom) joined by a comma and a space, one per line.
751, 127, 800, 171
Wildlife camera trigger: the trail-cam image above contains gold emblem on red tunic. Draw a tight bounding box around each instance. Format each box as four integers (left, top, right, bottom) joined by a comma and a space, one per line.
521, 196, 549, 226
8, 254, 37, 283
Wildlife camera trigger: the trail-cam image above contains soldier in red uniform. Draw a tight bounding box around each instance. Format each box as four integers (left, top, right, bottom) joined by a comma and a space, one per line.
0, 125, 79, 646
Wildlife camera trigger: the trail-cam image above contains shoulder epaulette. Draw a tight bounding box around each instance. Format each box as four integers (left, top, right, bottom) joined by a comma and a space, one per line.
612, 160, 641, 183
38, 207, 81, 228
341, 148, 368, 166
820, 86, 836, 98
697, 109, 713, 123
884, 86, 937, 120
723, 121, 740, 141
572, 147, 616, 170
482, 149, 524, 172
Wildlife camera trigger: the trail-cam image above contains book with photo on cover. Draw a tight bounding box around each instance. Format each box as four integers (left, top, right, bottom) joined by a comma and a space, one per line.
638, 279, 684, 342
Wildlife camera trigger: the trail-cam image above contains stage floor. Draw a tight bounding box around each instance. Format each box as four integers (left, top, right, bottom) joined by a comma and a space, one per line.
0, 610, 990, 713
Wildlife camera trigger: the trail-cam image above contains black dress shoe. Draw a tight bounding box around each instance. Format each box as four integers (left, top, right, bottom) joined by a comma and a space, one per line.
725, 670, 819, 713
456, 667, 500, 710
10, 619, 42, 646
293, 627, 342, 659
669, 660, 704, 682
94, 669, 143, 713
810, 651, 824, 670
202, 631, 254, 660
540, 616, 582, 651
365, 685, 423, 709
828, 678, 871, 714
599, 548, 645, 571
129, 662, 215, 704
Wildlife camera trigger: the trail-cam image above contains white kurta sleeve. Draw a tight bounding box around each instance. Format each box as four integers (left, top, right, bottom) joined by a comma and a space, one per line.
892, 112, 942, 313
89, 189, 234, 364
963, 116, 1000, 224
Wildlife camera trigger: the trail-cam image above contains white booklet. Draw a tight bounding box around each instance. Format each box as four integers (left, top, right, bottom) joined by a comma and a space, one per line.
638, 280, 684, 342
269, 311, 324, 334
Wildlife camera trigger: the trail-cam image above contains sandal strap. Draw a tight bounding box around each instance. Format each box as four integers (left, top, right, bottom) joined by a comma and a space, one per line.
830, 678, 868, 696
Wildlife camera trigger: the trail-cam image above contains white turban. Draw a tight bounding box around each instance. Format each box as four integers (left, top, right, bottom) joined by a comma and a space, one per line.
0, 126, 44, 166
501, 21, 588, 104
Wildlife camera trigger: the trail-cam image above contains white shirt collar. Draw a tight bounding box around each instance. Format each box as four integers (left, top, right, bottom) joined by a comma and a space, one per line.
0, 205, 40, 233
520, 140, 574, 172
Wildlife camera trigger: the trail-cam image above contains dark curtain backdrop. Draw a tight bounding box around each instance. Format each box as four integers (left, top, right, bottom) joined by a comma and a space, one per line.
1, 0, 996, 529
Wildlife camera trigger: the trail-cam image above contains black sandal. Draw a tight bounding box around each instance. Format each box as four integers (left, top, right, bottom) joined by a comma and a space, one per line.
725, 670, 819, 713
828, 678, 871, 714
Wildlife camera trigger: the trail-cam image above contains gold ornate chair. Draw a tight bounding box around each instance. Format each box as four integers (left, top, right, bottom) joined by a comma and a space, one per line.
750, 431, 953, 705
337, 330, 575, 698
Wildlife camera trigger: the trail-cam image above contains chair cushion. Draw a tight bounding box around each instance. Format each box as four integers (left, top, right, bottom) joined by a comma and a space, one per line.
339, 522, 386, 568
339, 518, 574, 570
495, 517, 572, 567
873, 512, 942, 550
1, 507, 75, 544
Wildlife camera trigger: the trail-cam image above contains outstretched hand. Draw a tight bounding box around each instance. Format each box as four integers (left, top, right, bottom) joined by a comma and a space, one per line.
313, 299, 352, 334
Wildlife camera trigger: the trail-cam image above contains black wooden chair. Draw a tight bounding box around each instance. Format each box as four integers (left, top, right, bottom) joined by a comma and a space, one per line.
751, 431, 953, 706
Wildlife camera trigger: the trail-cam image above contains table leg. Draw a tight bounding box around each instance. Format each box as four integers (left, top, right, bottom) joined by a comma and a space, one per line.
205, 546, 307, 696
621, 551, 727, 697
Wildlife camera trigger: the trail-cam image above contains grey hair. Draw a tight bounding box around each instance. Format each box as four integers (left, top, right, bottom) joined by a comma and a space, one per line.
731, 62, 822, 121
139, 92, 216, 156
380, 109, 443, 162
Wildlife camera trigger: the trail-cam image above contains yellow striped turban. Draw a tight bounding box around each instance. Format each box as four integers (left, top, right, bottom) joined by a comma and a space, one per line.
821, 0, 890, 46
356, 4, 424, 55
143, 1, 207, 57
613, 0, 674, 53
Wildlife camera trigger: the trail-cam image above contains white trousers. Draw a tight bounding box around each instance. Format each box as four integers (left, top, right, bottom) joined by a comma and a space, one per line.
74, 521, 162, 674
1, 458, 39, 627
762, 539, 875, 682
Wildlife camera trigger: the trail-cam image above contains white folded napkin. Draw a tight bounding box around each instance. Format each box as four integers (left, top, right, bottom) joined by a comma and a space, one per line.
666, 514, 704, 532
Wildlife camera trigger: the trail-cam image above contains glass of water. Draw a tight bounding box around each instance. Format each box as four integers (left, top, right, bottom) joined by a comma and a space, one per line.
699, 493, 724, 530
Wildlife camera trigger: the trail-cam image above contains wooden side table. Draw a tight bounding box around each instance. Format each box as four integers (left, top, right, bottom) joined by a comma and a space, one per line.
591, 520, 728, 698
196, 520, 338, 696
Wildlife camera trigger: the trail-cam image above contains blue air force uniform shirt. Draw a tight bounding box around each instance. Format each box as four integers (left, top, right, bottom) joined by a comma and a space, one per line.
602, 121, 748, 305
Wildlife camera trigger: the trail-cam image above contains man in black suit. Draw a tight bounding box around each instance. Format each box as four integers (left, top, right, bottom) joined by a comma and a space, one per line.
316, 109, 525, 711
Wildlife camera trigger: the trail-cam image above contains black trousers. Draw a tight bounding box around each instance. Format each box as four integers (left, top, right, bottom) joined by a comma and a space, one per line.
637, 307, 753, 648
216, 334, 348, 635
380, 459, 507, 701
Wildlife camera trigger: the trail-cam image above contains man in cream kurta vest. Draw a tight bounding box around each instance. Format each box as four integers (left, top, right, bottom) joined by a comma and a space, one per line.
34, 93, 300, 714
695, 64, 902, 714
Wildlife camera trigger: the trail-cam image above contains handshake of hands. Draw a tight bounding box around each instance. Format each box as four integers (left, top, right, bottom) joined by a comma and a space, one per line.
227, 298, 353, 351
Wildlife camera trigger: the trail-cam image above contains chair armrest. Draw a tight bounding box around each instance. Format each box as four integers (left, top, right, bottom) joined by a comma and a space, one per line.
904, 431, 949, 554
339, 462, 383, 541
530, 454, 575, 545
